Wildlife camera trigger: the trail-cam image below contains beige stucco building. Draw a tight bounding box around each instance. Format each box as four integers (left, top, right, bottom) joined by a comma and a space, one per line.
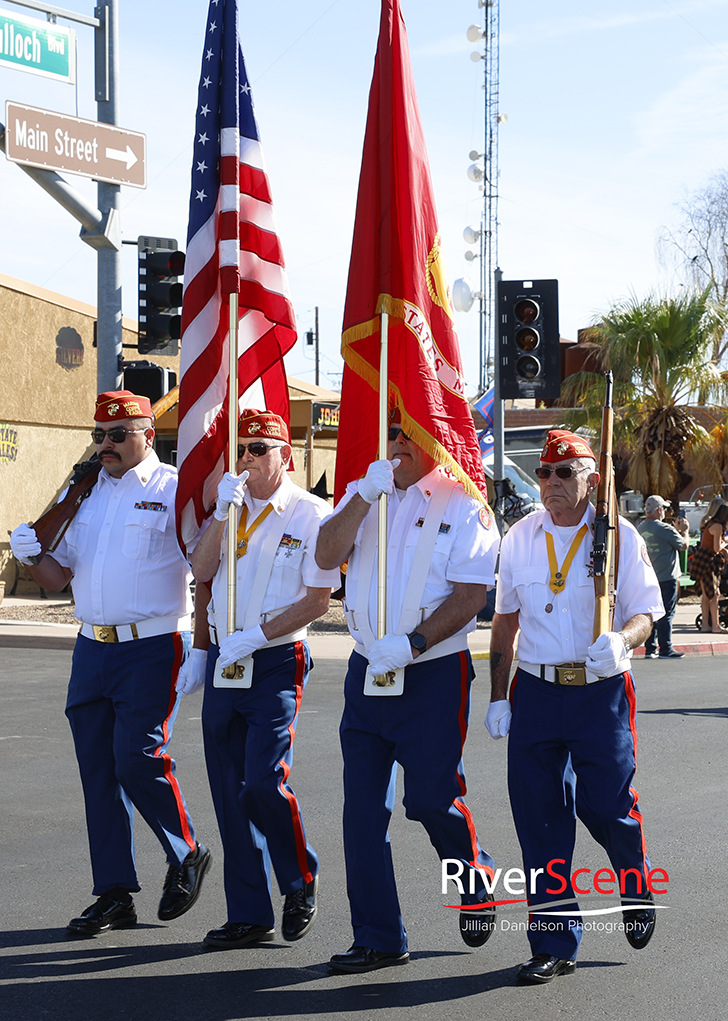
0, 273, 340, 593
0, 273, 180, 592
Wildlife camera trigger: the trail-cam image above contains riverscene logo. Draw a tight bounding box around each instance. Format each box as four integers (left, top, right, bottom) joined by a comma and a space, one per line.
442, 858, 670, 919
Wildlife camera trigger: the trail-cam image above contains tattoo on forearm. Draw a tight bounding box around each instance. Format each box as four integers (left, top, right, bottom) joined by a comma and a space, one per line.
490, 651, 503, 675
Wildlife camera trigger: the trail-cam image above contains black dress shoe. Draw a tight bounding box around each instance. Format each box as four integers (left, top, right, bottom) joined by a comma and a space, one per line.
158, 842, 211, 921
203, 921, 275, 949
67, 890, 137, 937
329, 945, 410, 973
516, 953, 576, 984
282, 874, 318, 941
623, 890, 656, 949
459, 889, 496, 947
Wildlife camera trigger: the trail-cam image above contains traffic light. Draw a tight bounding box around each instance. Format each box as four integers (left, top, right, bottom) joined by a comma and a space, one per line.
497, 279, 560, 401
123, 360, 177, 405
138, 242, 185, 355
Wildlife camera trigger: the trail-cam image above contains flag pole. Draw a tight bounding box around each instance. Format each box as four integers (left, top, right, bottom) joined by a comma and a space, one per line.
376, 310, 389, 639
222, 292, 245, 680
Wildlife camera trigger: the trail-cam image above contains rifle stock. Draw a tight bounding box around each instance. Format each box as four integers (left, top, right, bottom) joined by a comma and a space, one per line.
592, 371, 615, 640
28, 456, 101, 565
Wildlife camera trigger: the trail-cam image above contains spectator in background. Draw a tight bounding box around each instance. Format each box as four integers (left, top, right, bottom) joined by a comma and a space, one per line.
689, 499, 728, 633
638, 495, 690, 659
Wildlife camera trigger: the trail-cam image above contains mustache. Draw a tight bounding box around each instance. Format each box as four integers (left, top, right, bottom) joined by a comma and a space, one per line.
100, 450, 121, 458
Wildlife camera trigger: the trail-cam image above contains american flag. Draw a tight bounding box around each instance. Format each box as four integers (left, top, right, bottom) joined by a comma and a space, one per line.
176, 0, 296, 552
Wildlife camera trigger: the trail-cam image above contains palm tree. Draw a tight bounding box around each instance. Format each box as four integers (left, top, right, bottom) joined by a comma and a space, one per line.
561, 289, 728, 504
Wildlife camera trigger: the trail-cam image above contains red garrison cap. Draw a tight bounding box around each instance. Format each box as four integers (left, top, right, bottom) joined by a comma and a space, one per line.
238, 408, 290, 444
95, 390, 153, 423
540, 429, 595, 463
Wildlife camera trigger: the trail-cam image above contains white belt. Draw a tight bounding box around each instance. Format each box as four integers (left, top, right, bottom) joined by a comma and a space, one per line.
353, 632, 469, 665
519, 660, 631, 686
80, 614, 192, 644
209, 606, 303, 648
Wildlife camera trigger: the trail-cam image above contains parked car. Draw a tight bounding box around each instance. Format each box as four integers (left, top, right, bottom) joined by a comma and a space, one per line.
482, 453, 543, 529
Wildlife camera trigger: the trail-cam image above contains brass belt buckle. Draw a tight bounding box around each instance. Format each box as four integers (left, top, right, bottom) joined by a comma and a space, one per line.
556, 663, 586, 686
93, 625, 118, 643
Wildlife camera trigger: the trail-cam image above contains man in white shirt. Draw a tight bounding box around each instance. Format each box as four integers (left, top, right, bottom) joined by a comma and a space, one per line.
487, 430, 664, 984
315, 417, 499, 973
10, 390, 210, 937
187, 409, 340, 950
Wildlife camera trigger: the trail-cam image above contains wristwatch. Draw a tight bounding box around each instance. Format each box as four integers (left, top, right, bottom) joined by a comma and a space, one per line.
408, 630, 427, 655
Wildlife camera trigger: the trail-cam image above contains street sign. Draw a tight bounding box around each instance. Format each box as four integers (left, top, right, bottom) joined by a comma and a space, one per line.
4, 102, 146, 188
0, 7, 75, 83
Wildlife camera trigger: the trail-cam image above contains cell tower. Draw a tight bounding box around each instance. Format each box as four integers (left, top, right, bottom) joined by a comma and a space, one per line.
453, 0, 502, 395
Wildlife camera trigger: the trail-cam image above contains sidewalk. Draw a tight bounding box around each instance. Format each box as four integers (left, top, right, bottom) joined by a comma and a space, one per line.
2, 593, 727, 658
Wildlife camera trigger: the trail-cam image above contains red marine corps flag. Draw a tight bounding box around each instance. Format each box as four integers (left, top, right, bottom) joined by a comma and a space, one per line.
334, 0, 488, 504
176, 0, 296, 552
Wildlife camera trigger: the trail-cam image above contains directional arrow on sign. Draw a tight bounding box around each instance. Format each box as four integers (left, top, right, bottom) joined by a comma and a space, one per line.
105, 145, 138, 170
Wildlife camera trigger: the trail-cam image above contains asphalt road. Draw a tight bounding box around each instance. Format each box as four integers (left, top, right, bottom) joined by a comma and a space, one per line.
1, 643, 726, 1021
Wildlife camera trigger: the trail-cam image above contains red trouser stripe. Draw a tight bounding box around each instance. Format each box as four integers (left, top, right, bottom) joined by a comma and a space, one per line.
623, 671, 649, 879
277, 641, 313, 884
154, 632, 195, 853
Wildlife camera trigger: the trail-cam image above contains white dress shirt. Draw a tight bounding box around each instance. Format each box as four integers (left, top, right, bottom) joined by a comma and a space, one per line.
336, 467, 498, 661
496, 503, 664, 666
53, 452, 193, 625
209, 475, 340, 637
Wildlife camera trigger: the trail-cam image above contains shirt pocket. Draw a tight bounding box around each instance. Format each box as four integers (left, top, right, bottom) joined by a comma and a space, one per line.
122, 509, 168, 562
66, 500, 95, 559
511, 565, 551, 617
273, 544, 304, 571
405, 522, 456, 564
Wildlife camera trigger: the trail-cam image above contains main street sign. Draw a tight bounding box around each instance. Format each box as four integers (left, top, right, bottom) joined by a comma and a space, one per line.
4, 102, 146, 188
0, 7, 75, 83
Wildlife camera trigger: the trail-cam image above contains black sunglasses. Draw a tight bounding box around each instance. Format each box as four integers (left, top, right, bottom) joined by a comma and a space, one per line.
237, 441, 281, 458
388, 427, 410, 441
91, 427, 147, 444
534, 465, 590, 480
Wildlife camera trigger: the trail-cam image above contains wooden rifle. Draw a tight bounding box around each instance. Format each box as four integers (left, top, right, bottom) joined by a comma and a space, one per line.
28, 455, 101, 565
592, 371, 618, 639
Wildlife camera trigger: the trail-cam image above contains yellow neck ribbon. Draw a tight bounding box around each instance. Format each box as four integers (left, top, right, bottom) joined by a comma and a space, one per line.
235, 503, 274, 559
545, 524, 589, 597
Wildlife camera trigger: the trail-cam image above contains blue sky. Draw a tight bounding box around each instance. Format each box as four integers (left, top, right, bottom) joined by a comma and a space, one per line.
2, 0, 728, 394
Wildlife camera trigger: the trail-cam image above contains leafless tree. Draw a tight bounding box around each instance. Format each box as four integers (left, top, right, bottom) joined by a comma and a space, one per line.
658, 170, 728, 363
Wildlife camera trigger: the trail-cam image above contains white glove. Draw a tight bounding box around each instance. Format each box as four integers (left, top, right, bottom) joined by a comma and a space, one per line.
214, 470, 249, 521
10, 523, 41, 565
585, 631, 627, 679
367, 634, 413, 675
176, 648, 208, 695
485, 700, 512, 739
217, 625, 268, 669
358, 459, 401, 504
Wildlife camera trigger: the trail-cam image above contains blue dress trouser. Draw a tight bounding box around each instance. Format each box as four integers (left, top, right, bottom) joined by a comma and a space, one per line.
65, 632, 197, 896
202, 641, 318, 928
508, 668, 651, 960
340, 649, 494, 953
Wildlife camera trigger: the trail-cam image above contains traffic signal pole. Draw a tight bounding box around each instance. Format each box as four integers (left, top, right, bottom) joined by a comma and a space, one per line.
4, 0, 122, 392
493, 266, 505, 533
92, 0, 122, 392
